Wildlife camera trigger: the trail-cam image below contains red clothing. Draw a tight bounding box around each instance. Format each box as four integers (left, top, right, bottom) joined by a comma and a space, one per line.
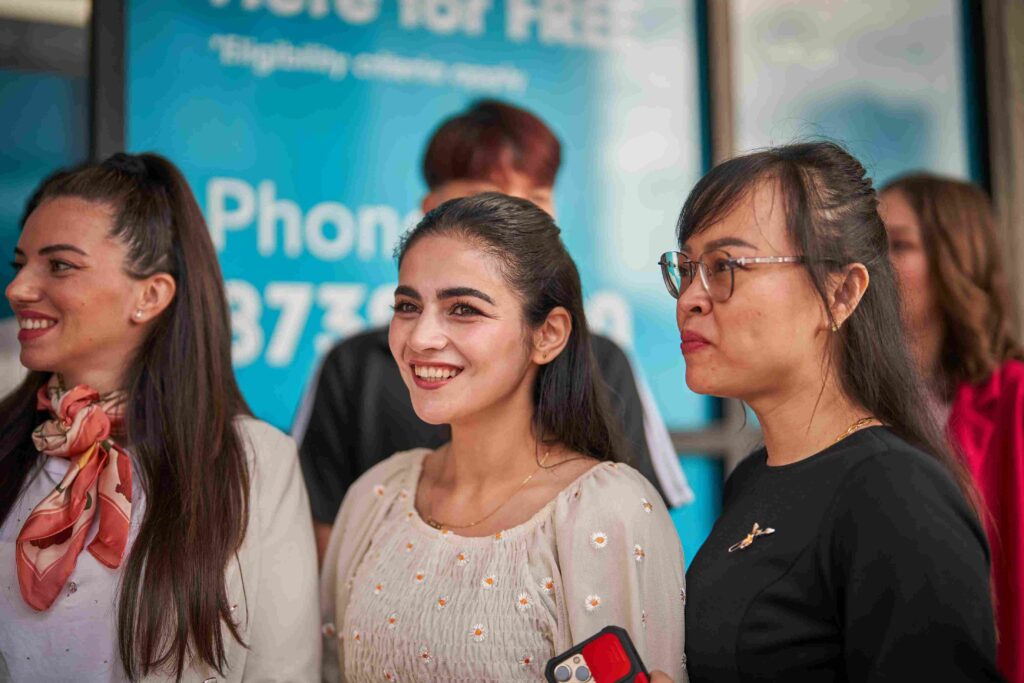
949, 359, 1024, 683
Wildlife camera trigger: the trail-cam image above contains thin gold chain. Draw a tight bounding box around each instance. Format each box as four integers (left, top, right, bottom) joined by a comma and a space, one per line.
424, 449, 552, 531
833, 416, 878, 444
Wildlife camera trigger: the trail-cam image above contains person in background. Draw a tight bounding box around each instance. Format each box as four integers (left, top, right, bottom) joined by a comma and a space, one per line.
0, 153, 319, 681
880, 173, 1024, 682
295, 99, 691, 561
655, 142, 999, 680
321, 193, 685, 682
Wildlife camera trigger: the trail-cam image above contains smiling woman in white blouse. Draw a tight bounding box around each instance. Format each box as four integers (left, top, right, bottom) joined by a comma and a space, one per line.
320, 193, 687, 682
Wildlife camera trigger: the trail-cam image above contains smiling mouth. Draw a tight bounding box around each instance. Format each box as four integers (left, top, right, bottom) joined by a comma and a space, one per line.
412, 364, 462, 381
18, 318, 57, 331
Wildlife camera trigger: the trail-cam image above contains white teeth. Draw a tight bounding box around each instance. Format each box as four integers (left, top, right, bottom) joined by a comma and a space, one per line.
414, 365, 460, 380
19, 318, 56, 330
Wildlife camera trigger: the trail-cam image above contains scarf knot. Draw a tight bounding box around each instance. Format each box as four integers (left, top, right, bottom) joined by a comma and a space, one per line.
16, 376, 133, 611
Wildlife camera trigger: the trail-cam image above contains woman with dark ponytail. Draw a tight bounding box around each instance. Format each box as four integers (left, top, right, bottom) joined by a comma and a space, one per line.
320, 193, 685, 682
0, 153, 319, 681
654, 142, 999, 680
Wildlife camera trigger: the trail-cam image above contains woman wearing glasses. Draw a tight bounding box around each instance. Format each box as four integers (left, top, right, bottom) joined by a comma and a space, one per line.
652, 142, 999, 681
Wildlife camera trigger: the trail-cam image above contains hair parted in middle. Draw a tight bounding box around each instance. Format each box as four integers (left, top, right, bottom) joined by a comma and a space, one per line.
396, 192, 623, 463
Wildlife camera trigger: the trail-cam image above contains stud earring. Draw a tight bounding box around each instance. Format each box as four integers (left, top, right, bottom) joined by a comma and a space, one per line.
134, 310, 143, 319
830, 321, 840, 333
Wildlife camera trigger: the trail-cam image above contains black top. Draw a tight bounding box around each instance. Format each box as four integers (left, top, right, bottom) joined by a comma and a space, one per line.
295, 326, 662, 524
685, 427, 1001, 682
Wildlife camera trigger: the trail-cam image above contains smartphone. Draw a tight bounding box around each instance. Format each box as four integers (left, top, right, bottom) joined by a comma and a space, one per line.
544, 625, 649, 683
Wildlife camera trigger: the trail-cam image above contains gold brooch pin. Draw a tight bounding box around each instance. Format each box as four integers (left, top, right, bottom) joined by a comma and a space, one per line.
728, 522, 775, 553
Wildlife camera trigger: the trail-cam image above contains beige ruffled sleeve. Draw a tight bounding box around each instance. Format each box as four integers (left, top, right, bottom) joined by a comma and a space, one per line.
319, 449, 428, 683
552, 463, 688, 681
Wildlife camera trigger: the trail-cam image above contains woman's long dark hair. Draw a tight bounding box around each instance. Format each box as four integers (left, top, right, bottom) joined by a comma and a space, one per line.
677, 141, 979, 512
396, 192, 624, 462
880, 173, 1023, 389
0, 153, 251, 680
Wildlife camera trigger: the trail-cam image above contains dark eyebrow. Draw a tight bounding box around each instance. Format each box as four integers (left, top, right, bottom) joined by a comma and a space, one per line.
438, 287, 495, 305
394, 285, 421, 300
702, 237, 757, 252
39, 244, 89, 257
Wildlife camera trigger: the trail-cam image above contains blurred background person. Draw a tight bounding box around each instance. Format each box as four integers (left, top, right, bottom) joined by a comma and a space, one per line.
295, 99, 691, 561
320, 193, 685, 682
880, 174, 1024, 682
0, 153, 319, 681
669, 143, 999, 680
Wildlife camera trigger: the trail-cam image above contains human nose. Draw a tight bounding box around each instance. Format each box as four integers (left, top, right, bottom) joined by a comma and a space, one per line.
408, 308, 448, 352
5, 266, 41, 307
676, 263, 711, 327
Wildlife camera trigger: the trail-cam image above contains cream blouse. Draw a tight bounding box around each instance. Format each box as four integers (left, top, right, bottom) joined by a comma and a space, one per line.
321, 449, 688, 682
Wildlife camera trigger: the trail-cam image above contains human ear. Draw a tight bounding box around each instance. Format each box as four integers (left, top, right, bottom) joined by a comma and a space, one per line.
531, 306, 572, 365
131, 272, 176, 323
827, 263, 869, 330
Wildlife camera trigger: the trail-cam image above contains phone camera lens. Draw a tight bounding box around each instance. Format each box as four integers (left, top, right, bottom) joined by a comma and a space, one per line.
554, 664, 572, 681
575, 665, 592, 681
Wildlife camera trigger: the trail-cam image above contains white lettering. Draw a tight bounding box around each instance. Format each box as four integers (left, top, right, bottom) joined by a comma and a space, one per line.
227, 280, 264, 366
265, 282, 314, 366
316, 284, 368, 353
258, 181, 303, 257
305, 202, 356, 260
207, 178, 255, 252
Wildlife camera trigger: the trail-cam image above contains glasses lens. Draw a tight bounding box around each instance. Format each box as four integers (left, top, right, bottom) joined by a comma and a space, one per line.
705, 250, 735, 302
659, 252, 682, 299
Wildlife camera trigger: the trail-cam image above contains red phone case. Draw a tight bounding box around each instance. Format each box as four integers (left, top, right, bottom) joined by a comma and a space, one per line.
544, 625, 649, 683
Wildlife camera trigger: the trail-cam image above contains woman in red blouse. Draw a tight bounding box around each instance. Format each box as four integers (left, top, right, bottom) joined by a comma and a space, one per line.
880, 173, 1024, 682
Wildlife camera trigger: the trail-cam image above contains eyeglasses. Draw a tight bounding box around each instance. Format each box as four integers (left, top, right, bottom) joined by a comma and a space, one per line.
658, 250, 806, 302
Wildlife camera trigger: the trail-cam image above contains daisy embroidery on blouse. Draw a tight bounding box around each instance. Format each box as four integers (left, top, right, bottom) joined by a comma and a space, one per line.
455, 551, 469, 566
374, 582, 385, 595
515, 592, 532, 611
321, 622, 336, 638
383, 668, 397, 681
469, 624, 487, 642
481, 575, 496, 590
436, 596, 449, 610
493, 530, 504, 543
414, 570, 426, 584
519, 653, 535, 668
404, 541, 415, 553
633, 544, 646, 562
641, 497, 653, 513
374, 485, 386, 497
405, 511, 415, 522
352, 629, 363, 645
540, 577, 555, 594
590, 531, 608, 549
585, 594, 602, 611
399, 488, 410, 501
418, 646, 433, 664
386, 613, 398, 629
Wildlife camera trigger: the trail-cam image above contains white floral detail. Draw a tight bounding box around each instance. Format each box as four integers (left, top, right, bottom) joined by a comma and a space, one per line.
519, 652, 535, 668
641, 497, 653, 513
321, 622, 336, 638
404, 541, 415, 553
386, 612, 398, 629
481, 575, 497, 590
469, 624, 487, 642
633, 544, 646, 562
352, 629, 363, 644
383, 668, 397, 681
399, 488, 410, 501
414, 570, 426, 584
374, 485, 386, 497
436, 595, 450, 610
374, 582, 384, 595
515, 592, 532, 611
418, 646, 433, 664
585, 594, 602, 611
540, 577, 555, 594
405, 511, 415, 522
440, 528, 452, 539
455, 551, 469, 566
493, 530, 504, 542
590, 531, 609, 549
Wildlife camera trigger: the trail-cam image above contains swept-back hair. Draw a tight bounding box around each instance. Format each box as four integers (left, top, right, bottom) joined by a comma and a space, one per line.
881, 173, 1023, 388
677, 141, 979, 512
396, 192, 623, 462
0, 153, 251, 680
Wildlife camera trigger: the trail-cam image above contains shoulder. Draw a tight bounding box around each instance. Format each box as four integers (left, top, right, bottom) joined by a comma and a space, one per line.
236, 416, 296, 466
555, 461, 672, 530
343, 448, 429, 504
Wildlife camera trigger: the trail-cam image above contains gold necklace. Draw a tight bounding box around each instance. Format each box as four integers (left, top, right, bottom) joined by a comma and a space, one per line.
833, 416, 878, 444
423, 449, 552, 531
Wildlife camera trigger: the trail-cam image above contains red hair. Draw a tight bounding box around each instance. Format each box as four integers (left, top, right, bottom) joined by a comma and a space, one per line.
422, 100, 561, 189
